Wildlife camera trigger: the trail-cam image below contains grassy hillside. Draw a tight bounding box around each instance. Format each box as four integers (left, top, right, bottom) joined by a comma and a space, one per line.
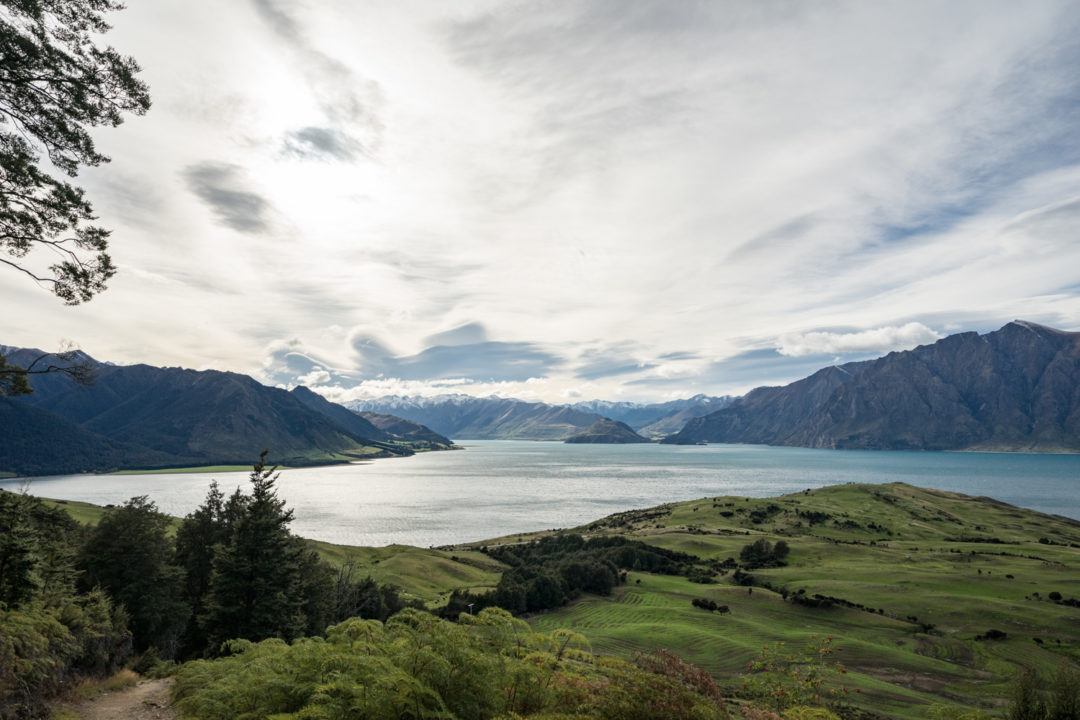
502, 483, 1080, 718
304, 539, 505, 604
47, 483, 1080, 717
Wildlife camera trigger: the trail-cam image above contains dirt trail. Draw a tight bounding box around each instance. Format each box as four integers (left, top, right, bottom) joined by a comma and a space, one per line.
69, 678, 176, 720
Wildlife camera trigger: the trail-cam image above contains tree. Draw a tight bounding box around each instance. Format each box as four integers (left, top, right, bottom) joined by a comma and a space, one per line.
79, 496, 188, 656
0, 346, 95, 396
1, 0, 150, 304
175, 481, 233, 655
203, 452, 313, 649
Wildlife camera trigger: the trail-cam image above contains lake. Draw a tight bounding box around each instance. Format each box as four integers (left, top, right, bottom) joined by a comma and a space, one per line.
5, 441, 1079, 547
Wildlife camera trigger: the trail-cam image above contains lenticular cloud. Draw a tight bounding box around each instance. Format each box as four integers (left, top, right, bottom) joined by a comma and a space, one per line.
777, 322, 942, 357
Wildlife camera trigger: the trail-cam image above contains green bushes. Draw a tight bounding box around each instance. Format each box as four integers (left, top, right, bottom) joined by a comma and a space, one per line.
441, 534, 700, 618
172, 607, 727, 720
1008, 666, 1080, 720
0, 491, 132, 719
739, 539, 790, 570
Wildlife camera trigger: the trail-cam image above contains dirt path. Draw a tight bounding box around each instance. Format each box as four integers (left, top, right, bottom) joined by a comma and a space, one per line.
69, 678, 177, 720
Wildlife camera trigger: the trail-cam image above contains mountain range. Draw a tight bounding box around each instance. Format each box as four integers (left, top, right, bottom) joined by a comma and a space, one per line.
4, 319, 1077, 475
664, 321, 1080, 452
345, 394, 732, 440
0, 347, 451, 476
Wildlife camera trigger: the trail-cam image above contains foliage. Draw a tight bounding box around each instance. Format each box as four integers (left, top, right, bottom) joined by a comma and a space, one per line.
739, 539, 790, 570
0, 355, 30, 397
925, 704, 993, 720
0, 489, 83, 607
1008, 667, 1080, 720
0, 581, 130, 718
174, 481, 233, 655
0, 348, 96, 397
443, 534, 699, 617
78, 496, 188, 656
1049, 666, 1080, 720
741, 637, 848, 712
0, 488, 132, 717
199, 452, 336, 652
172, 607, 728, 720
0, 0, 149, 303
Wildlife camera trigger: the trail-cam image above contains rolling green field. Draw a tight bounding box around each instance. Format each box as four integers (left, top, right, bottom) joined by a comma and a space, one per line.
514, 483, 1080, 718
46, 482, 1080, 717
304, 539, 505, 604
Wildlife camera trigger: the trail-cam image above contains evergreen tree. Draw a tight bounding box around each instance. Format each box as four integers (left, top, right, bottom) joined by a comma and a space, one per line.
175, 481, 232, 655
0, 489, 81, 607
204, 452, 309, 649
0, 491, 44, 607
79, 496, 188, 656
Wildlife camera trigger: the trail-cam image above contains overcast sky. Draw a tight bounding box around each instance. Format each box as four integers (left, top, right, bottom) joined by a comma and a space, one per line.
6, 0, 1080, 403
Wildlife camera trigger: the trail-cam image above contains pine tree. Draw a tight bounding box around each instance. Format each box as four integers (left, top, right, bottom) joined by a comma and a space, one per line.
175, 481, 231, 656
204, 452, 308, 649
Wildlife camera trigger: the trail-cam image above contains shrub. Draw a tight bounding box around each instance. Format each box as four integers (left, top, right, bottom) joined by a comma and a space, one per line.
172, 608, 727, 720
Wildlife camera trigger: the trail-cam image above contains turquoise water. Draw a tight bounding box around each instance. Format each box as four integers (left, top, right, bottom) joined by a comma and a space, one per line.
5, 441, 1078, 547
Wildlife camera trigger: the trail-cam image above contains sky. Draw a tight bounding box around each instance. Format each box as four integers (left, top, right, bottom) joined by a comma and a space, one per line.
5, 0, 1080, 404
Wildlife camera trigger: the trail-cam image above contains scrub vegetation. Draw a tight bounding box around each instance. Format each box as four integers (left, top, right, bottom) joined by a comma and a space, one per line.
5, 479, 1079, 719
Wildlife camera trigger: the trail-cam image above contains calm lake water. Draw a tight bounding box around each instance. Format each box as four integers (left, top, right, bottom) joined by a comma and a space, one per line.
6, 441, 1079, 548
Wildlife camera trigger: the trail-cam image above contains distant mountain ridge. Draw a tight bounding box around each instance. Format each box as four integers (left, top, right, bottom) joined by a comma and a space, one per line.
1, 347, 450, 476
346, 393, 732, 440
665, 321, 1080, 452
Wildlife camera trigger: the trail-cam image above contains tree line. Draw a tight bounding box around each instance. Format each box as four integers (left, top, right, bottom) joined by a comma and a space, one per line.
0, 452, 411, 718
440, 533, 702, 618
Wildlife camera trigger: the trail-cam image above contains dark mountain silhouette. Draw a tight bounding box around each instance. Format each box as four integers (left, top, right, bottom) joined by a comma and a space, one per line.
0, 398, 177, 476
665, 321, 1080, 452
288, 386, 394, 442
2, 348, 447, 475
564, 418, 651, 444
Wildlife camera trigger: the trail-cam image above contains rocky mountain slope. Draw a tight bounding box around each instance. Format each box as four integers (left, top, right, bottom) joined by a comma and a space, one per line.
665, 321, 1080, 451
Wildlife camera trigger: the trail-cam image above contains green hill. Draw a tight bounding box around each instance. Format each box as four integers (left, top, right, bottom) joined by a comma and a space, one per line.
466, 483, 1080, 718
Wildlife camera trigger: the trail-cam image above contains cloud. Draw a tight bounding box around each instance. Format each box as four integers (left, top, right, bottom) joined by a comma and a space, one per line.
181, 162, 272, 233
777, 323, 943, 357
251, 0, 383, 156
283, 126, 366, 161
574, 342, 654, 380
14, 2, 1080, 406
297, 368, 331, 386
393, 341, 563, 382
423, 322, 488, 347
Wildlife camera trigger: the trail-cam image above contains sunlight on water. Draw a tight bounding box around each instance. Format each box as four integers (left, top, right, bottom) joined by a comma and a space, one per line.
4, 441, 1078, 547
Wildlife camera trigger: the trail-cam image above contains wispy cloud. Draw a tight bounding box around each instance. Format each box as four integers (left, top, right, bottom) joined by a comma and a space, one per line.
778, 323, 943, 358
181, 162, 273, 233
9, 1, 1080, 403
250, 0, 383, 159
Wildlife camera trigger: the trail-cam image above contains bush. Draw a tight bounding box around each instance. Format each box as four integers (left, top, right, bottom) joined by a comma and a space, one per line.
172, 608, 727, 720
740, 539, 791, 570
